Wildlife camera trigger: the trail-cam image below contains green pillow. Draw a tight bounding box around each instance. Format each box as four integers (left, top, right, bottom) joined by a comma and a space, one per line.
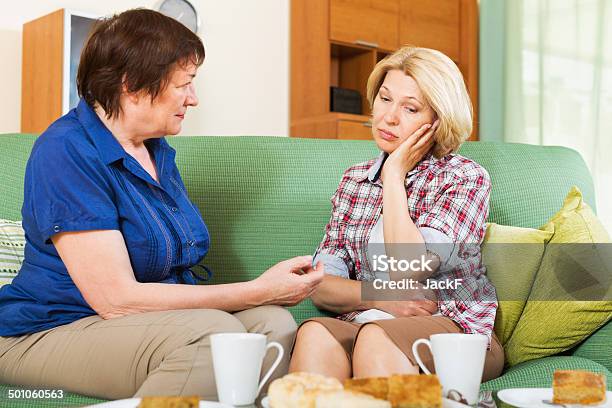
0, 219, 25, 287
482, 223, 554, 346
505, 187, 612, 367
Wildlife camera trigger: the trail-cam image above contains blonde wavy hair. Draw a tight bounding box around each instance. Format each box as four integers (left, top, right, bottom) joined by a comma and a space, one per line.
366, 46, 473, 158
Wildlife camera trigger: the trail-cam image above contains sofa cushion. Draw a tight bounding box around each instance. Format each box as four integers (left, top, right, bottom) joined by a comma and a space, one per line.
482, 223, 553, 345
504, 187, 612, 367
0, 219, 25, 287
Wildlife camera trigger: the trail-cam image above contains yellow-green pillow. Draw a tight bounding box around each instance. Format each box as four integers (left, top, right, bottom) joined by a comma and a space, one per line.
505, 187, 612, 367
482, 223, 554, 345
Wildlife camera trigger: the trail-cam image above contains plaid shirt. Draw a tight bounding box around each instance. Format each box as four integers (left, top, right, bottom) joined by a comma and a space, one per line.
314, 152, 497, 342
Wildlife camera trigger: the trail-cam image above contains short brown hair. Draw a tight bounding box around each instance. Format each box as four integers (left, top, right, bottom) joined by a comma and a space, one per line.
366, 46, 472, 157
77, 8, 205, 119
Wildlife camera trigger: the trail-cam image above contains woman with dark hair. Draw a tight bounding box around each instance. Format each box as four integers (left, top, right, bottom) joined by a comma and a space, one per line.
0, 9, 322, 400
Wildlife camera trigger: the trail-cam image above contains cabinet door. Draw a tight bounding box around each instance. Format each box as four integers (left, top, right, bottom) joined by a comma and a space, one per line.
330, 0, 399, 51
399, 0, 461, 62
337, 119, 373, 140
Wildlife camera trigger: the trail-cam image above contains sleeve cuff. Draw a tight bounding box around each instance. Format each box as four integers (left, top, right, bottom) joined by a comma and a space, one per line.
42, 218, 120, 244
313, 253, 349, 278
418, 226, 455, 267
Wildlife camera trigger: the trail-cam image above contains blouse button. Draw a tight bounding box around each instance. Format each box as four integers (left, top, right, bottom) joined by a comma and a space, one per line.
171, 207, 178, 212
188, 240, 195, 247
53, 225, 61, 233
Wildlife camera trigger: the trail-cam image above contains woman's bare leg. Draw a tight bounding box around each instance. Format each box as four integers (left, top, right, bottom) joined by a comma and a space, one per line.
289, 321, 351, 381
352, 323, 419, 378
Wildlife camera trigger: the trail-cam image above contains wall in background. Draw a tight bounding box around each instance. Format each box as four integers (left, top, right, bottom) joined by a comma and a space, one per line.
0, 0, 289, 136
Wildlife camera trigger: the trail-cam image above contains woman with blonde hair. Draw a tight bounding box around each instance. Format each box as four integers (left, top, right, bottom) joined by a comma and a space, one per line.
289, 46, 504, 381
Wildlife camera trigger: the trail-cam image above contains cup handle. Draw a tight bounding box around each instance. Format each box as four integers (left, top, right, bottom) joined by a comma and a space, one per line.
257, 341, 284, 396
411, 338, 432, 375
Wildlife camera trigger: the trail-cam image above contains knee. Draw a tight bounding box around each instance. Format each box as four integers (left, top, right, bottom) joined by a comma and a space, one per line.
352, 323, 419, 377
247, 305, 298, 340
355, 323, 388, 344
294, 321, 338, 351
353, 324, 388, 357
178, 309, 246, 341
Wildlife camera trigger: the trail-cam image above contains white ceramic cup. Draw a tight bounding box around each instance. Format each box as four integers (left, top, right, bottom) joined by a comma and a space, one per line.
411, 333, 488, 405
210, 333, 284, 406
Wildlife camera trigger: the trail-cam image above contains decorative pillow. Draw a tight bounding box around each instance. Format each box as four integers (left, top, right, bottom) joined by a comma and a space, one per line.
505, 187, 612, 367
482, 223, 554, 346
0, 219, 25, 287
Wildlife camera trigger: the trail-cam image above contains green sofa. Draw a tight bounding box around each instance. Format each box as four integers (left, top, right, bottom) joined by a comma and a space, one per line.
0, 134, 610, 407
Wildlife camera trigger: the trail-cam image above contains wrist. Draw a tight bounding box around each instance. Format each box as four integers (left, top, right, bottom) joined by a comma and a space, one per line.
381, 171, 406, 185
244, 278, 268, 307
360, 300, 379, 310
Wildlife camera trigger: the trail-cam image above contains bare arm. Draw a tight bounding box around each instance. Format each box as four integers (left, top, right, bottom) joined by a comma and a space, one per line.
311, 274, 437, 316
310, 275, 369, 314
381, 121, 440, 280
53, 230, 323, 319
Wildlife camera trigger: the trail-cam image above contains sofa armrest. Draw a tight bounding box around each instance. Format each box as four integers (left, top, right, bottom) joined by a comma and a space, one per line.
571, 318, 612, 373
481, 356, 612, 391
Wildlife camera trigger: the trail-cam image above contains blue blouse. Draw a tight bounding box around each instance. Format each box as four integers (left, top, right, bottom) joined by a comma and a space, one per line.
0, 99, 210, 337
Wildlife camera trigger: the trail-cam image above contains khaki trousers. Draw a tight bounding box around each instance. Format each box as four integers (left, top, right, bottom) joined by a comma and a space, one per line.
0, 306, 297, 400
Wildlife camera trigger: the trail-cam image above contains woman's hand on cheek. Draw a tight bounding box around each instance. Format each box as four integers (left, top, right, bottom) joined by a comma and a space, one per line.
381, 119, 439, 184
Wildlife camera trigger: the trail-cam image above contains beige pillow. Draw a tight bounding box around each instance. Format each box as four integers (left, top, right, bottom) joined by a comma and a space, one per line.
482, 222, 554, 345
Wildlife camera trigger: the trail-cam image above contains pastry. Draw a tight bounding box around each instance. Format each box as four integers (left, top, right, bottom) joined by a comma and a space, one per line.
552, 370, 606, 405
268, 371, 343, 408
344, 376, 389, 400
137, 396, 200, 408
315, 389, 391, 407
387, 374, 442, 408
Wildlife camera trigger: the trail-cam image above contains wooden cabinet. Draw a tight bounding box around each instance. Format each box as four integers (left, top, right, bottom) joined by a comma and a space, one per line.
291, 0, 480, 140
331, 44, 377, 115
291, 113, 373, 140
399, 0, 461, 62
21, 9, 97, 133
330, 0, 399, 51
399, 0, 480, 138
337, 117, 373, 139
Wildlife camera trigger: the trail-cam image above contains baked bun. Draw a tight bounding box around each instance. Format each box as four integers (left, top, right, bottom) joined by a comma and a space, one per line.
268, 371, 343, 408
315, 390, 391, 407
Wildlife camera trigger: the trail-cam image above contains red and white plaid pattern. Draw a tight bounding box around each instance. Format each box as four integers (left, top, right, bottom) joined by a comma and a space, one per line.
315, 152, 497, 342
